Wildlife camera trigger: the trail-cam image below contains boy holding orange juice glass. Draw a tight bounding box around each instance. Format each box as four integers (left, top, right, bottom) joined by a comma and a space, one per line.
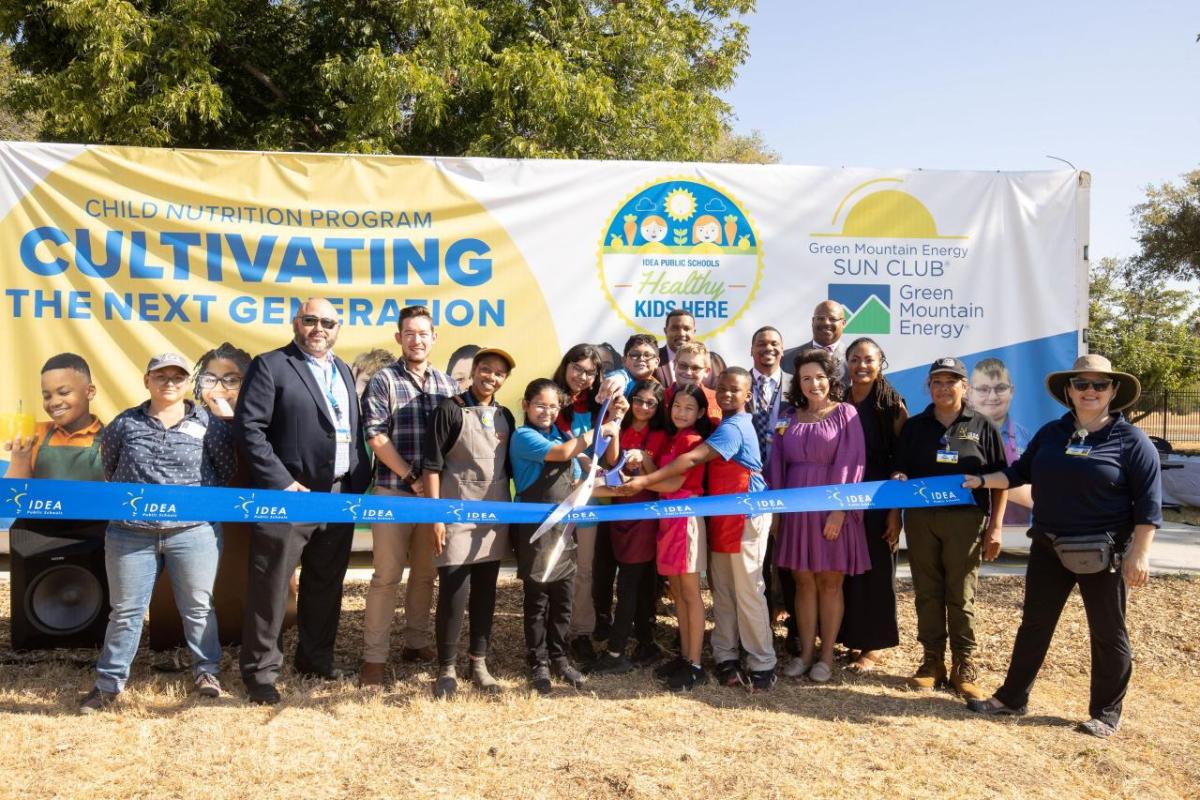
4, 353, 104, 482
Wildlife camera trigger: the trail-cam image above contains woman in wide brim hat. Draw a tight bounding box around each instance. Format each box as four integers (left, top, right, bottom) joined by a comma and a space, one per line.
1044, 354, 1142, 413
961, 353, 1161, 739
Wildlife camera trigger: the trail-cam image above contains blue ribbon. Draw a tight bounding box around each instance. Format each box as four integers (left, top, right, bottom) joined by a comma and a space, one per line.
0, 476, 971, 525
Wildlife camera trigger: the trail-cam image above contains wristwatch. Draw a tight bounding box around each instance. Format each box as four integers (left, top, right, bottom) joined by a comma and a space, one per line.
402, 467, 422, 486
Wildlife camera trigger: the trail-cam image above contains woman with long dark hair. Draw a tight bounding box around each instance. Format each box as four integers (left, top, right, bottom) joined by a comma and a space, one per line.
837, 337, 908, 673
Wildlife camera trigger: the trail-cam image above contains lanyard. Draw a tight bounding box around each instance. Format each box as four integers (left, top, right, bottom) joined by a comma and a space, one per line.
313, 357, 344, 425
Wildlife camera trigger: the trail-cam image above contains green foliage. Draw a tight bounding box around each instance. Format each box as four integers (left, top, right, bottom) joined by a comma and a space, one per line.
1, 0, 758, 160
0, 42, 40, 139
1088, 256, 1200, 404
1130, 169, 1200, 283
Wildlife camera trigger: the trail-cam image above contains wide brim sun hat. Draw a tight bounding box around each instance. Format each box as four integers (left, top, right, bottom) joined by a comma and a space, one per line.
1044, 354, 1141, 413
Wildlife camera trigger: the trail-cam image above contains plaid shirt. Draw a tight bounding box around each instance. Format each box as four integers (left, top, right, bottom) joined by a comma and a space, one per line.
361, 361, 458, 490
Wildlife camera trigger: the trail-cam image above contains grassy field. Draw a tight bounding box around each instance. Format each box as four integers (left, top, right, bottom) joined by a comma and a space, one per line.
1, 574, 1198, 800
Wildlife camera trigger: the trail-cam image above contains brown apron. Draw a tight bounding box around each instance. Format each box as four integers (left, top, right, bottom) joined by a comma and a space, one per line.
436, 398, 511, 567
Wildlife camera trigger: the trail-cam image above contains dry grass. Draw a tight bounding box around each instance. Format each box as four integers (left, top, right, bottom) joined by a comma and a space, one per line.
1, 573, 1198, 800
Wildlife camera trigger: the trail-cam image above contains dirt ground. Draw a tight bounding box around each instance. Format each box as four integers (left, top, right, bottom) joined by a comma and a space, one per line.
1, 574, 1197, 800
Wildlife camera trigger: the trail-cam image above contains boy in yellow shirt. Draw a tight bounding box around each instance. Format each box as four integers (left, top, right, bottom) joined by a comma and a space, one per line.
4, 353, 104, 482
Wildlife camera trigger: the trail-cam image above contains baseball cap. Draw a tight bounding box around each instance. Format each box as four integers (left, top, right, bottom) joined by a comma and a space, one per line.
472, 347, 516, 372
927, 357, 967, 379
146, 352, 190, 373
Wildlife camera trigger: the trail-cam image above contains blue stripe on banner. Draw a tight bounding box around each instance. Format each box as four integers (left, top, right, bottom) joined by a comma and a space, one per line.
0, 476, 972, 526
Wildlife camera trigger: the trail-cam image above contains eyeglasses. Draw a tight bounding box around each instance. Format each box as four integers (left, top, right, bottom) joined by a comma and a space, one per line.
149, 373, 189, 386
812, 315, 844, 324
299, 315, 340, 330
197, 373, 243, 390
626, 352, 659, 362
675, 362, 705, 375
971, 383, 1012, 395
568, 362, 597, 380
1070, 378, 1114, 392
530, 403, 560, 414
631, 397, 659, 408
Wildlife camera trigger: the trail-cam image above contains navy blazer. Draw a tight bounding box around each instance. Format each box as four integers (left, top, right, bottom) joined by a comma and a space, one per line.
235, 341, 371, 493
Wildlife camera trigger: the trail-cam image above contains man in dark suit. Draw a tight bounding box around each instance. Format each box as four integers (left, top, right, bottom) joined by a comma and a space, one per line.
236, 297, 371, 705
781, 299, 849, 386
652, 308, 723, 390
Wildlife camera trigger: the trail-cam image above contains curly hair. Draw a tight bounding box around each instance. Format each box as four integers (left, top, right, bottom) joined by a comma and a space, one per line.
786, 348, 844, 408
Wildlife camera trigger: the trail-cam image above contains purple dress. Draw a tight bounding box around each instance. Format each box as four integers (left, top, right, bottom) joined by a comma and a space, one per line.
768, 402, 870, 574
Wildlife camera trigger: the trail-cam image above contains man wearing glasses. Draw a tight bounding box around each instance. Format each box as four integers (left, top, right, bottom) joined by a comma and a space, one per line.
235, 297, 371, 705
783, 300, 850, 386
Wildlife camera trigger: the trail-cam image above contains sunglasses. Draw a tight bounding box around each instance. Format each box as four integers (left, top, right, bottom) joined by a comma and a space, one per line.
1070, 378, 1114, 392
631, 397, 659, 408
149, 372, 189, 386
299, 315, 340, 330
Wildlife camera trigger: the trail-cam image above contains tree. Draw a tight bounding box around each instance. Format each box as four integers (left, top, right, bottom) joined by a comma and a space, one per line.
703, 128, 778, 164
0, 42, 39, 140
1129, 168, 1200, 282
1088, 256, 1200, 418
0, 0, 756, 161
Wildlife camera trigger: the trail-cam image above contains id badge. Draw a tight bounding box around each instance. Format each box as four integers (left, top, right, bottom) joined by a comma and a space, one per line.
936, 449, 959, 464
774, 420, 789, 436
336, 432, 352, 444
179, 421, 206, 439
1065, 443, 1092, 457
479, 407, 496, 428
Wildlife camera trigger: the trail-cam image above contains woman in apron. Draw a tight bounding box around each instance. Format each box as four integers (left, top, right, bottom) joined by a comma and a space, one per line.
423, 349, 516, 699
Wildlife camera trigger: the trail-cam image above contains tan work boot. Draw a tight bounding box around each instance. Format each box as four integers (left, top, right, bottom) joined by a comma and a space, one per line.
907, 652, 947, 690
950, 655, 986, 700
359, 661, 386, 689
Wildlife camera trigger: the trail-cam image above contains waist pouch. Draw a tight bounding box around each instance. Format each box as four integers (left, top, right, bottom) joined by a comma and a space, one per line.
1039, 531, 1121, 574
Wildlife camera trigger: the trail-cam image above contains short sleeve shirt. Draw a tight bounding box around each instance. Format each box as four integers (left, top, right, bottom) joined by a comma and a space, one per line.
511, 425, 581, 495
895, 404, 1006, 513
705, 412, 767, 493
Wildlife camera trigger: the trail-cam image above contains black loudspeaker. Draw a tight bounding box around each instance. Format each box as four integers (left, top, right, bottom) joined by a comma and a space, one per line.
9, 519, 110, 650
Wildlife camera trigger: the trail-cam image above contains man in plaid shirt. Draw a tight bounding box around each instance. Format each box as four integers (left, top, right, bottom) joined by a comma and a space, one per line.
359, 305, 459, 687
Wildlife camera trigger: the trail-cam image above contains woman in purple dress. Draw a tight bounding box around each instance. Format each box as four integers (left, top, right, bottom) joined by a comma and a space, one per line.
768, 349, 868, 683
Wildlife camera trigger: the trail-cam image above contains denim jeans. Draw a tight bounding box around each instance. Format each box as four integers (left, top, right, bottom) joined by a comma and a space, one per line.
95, 522, 223, 693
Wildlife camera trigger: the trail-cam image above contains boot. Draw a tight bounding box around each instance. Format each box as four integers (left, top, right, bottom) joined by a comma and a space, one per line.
433, 664, 458, 699
469, 655, 501, 695
907, 651, 947, 690
950, 654, 986, 700
358, 661, 386, 689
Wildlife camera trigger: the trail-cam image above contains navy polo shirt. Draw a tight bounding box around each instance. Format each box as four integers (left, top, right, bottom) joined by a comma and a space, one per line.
1004, 412, 1162, 536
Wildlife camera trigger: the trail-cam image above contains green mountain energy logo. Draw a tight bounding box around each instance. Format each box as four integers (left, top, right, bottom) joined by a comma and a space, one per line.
828, 284, 891, 334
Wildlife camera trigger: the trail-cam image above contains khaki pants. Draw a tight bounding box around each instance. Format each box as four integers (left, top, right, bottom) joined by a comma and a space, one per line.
568, 525, 597, 637
361, 486, 436, 662
709, 514, 776, 672
903, 506, 985, 658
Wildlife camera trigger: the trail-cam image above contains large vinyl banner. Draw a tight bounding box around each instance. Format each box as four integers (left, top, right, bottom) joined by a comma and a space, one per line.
0, 143, 1086, 433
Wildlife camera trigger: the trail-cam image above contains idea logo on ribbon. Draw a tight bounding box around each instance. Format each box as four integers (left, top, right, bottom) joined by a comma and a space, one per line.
597, 178, 764, 338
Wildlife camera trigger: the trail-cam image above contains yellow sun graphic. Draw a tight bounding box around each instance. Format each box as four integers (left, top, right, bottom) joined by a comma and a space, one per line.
664, 188, 697, 222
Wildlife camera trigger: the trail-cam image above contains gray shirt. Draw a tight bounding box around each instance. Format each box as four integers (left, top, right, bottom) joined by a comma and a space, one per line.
101, 400, 236, 530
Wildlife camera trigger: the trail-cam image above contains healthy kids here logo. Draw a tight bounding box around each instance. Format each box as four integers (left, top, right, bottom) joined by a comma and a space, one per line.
829, 283, 892, 334
597, 178, 764, 338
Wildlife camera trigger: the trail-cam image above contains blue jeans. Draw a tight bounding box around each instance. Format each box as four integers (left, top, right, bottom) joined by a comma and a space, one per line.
95, 522, 223, 693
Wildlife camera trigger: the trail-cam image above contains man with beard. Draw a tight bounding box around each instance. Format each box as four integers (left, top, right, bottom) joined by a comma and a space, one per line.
236, 297, 371, 705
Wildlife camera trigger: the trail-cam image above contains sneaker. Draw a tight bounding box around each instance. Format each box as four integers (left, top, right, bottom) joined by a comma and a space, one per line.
530, 663, 552, 695
654, 654, 688, 681
433, 673, 458, 700
194, 672, 222, 698
667, 662, 708, 693
78, 687, 118, 715
782, 657, 809, 678
808, 661, 833, 683
589, 652, 634, 676
1077, 718, 1119, 738
551, 659, 587, 689
950, 655, 986, 700
748, 668, 778, 693
631, 642, 663, 668
966, 696, 1027, 716
592, 619, 612, 643
246, 682, 281, 706
907, 652, 948, 690
570, 636, 597, 665
714, 659, 747, 688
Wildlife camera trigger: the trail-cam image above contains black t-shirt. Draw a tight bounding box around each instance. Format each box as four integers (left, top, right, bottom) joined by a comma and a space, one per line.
422, 391, 516, 478
895, 403, 1006, 513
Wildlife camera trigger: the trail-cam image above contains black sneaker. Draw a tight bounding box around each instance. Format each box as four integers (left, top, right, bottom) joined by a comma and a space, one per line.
631, 642, 663, 668
551, 659, 587, 688
530, 663, 552, 695
667, 663, 708, 693
78, 687, 118, 714
714, 659, 747, 688
592, 619, 612, 643
570, 636, 597, 665
588, 652, 634, 676
654, 654, 687, 681
748, 668, 778, 693
246, 682, 281, 706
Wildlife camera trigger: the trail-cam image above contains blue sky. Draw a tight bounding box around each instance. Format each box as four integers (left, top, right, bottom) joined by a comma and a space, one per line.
722, 1, 1198, 262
